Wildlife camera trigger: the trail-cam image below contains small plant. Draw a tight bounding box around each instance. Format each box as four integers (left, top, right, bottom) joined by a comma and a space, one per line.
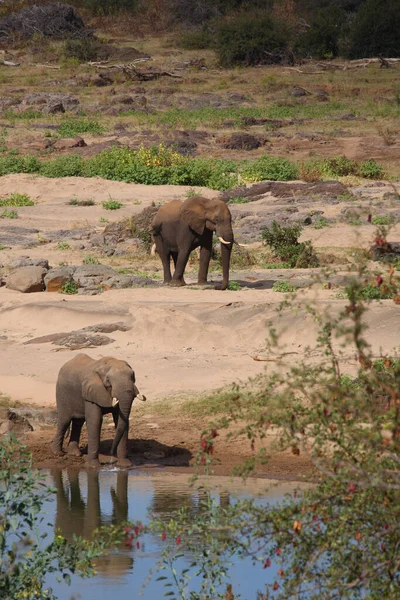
0, 193, 34, 207
83, 255, 99, 264
0, 244, 6, 250
63, 38, 101, 63
56, 242, 71, 251
185, 188, 199, 197
60, 281, 79, 295
371, 214, 394, 226
359, 159, 385, 180
0, 209, 18, 219
228, 196, 251, 204
261, 221, 318, 268
69, 197, 96, 206
227, 280, 241, 291
102, 199, 123, 210
313, 216, 329, 229
272, 280, 297, 292
263, 262, 291, 269
99, 217, 109, 223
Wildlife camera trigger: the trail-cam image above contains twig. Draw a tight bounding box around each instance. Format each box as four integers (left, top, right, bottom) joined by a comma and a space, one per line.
32, 63, 60, 69
1, 60, 20, 67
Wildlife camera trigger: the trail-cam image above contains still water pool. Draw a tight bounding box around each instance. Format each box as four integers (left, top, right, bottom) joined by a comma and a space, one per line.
41, 469, 306, 600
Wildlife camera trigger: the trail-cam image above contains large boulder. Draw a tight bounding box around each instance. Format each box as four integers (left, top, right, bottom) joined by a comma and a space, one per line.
8, 257, 49, 270
6, 266, 46, 293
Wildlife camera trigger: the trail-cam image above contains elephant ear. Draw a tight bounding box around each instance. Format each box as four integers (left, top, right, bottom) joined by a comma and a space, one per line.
180, 198, 206, 236
82, 372, 114, 408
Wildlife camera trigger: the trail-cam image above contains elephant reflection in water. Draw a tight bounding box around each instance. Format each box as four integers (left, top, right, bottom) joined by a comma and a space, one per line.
51, 468, 132, 578
150, 483, 231, 520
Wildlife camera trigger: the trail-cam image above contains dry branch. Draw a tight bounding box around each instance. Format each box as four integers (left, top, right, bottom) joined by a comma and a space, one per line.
88, 60, 182, 81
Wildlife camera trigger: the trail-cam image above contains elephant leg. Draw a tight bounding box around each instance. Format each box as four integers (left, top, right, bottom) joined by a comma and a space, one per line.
112, 410, 131, 468
198, 231, 213, 285
51, 416, 72, 456
171, 246, 191, 286
155, 237, 172, 284
85, 402, 103, 468
67, 418, 84, 457
171, 252, 185, 283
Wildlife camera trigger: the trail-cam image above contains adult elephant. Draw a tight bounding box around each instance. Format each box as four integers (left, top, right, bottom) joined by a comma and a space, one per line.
51, 354, 146, 468
151, 196, 234, 290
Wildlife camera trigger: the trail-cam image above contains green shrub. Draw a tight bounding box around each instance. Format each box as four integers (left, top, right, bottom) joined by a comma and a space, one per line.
83, 255, 99, 264
215, 11, 291, 67
0, 193, 34, 207
63, 38, 101, 62
346, 0, 400, 58
313, 216, 329, 229
0, 153, 40, 175
40, 155, 84, 178
228, 280, 241, 290
272, 280, 297, 292
60, 281, 79, 294
241, 155, 298, 183
178, 29, 214, 49
102, 199, 122, 210
57, 242, 71, 251
261, 221, 319, 268
295, 6, 346, 59
371, 214, 394, 226
359, 159, 385, 179
58, 118, 104, 137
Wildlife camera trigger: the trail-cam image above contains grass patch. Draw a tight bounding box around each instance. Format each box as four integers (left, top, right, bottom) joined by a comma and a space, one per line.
102, 199, 123, 210
56, 242, 71, 251
272, 280, 297, 292
58, 118, 104, 137
3, 109, 43, 120
1, 209, 18, 219
0, 244, 6, 250
228, 280, 242, 290
69, 197, 96, 206
263, 262, 292, 269
371, 214, 394, 225
82, 255, 99, 264
313, 217, 329, 229
0, 193, 34, 207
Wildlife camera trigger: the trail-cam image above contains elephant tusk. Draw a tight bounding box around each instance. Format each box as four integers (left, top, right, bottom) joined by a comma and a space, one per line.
112, 397, 119, 407
218, 236, 232, 245
151, 243, 157, 256
236, 242, 249, 247
136, 394, 147, 402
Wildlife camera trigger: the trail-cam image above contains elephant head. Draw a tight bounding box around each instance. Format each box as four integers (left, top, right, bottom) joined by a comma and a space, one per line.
82, 357, 145, 456
180, 196, 234, 289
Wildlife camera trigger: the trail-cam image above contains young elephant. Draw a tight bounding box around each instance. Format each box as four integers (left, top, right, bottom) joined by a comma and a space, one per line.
51, 354, 146, 468
151, 196, 234, 290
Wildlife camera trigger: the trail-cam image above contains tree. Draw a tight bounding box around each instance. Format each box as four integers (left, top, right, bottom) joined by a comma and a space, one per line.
143, 254, 400, 598
346, 0, 400, 58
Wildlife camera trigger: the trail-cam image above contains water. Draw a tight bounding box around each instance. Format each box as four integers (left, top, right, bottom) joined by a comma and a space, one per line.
41, 468, 307, 600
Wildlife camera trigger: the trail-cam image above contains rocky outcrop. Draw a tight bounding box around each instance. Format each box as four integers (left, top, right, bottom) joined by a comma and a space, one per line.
44, 266, 75, 292
6, 266, 47, 293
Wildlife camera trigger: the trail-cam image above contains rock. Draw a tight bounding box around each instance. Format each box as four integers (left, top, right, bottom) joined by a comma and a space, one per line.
6, 266, 46, 293
44, 266, 75, 292
114, 95, 134, 105
21, 93, 79, 112
52, 136, 86, 149
290, 86, 310, 97
371, 242, 400, 262
92, 75, 113, 87
7, 408, 34, 431
8, 257, 49, 269
0, 420, 12, 435
44, 101, 65, 114
165, 139, 197, 156
8, 406, 57, 427
221, 133, 261, 151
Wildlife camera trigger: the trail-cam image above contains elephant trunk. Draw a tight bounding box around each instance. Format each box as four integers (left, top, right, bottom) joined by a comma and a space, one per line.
110, 391, 132, 456
216, 225, 233, 291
